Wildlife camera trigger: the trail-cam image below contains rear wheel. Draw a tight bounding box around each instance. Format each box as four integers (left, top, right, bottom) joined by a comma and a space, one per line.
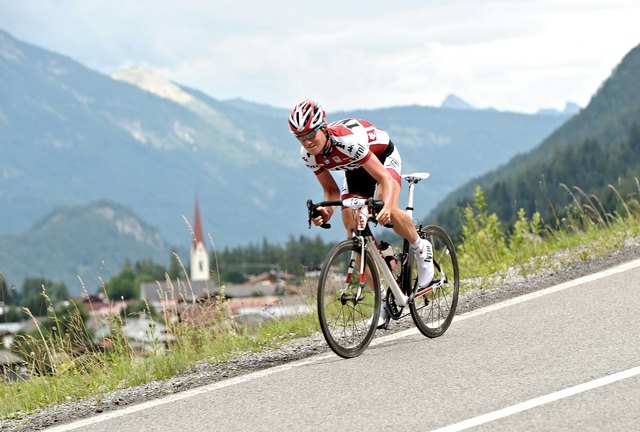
409, 225, 459, 338
317, 239, 381, 358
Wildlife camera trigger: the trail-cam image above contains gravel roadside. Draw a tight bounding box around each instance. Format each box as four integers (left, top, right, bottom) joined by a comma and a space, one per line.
2, 238, 639, 432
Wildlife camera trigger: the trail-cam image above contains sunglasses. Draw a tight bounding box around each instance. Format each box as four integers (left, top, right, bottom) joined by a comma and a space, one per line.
296, 126, 321, 142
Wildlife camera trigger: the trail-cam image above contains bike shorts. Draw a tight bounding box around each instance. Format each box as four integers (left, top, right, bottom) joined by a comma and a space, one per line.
341, 142, 402, 199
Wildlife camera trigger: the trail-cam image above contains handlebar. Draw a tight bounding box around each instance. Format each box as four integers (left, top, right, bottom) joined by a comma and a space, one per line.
306, 198, 390, 230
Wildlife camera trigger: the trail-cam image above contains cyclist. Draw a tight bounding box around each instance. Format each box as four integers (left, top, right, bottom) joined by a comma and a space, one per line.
289, 98, 434, 328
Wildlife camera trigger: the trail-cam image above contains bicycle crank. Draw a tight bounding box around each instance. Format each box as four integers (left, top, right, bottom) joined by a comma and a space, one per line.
385, 288, 404, 320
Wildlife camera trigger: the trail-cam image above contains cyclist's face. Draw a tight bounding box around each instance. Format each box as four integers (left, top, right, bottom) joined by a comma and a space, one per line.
299, 127, 326, 155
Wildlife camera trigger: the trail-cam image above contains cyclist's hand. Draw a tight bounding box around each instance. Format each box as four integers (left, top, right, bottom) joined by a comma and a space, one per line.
313, 206, 332, 226
376, 206, 392, 226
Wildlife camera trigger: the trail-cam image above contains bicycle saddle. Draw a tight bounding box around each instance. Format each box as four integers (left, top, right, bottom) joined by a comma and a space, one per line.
402, 172, 430, 183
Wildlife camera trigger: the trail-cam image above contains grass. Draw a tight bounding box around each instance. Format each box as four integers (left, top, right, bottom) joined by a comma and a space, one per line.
1, 296, 320, 418
457, 183, 639, 288
1, 181, 639, 420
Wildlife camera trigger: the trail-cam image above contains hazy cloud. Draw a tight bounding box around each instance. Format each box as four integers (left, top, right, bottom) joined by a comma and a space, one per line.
1, 0, 639, 113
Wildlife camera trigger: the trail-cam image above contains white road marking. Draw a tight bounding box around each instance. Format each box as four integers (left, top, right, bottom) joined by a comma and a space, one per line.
431, 366, 640, 432
46, 258, 640, 431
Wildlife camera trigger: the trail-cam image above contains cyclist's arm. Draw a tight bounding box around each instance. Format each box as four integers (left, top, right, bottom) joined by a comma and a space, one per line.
314, 170, 340, 224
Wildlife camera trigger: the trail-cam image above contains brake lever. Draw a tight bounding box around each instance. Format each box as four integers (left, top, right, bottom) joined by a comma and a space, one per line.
368, 203, 394, 229
307, 199, 332, 229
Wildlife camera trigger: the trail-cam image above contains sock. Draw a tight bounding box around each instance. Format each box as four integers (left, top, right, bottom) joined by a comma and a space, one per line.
413, 238, 434, 287
380, 287, 387, 302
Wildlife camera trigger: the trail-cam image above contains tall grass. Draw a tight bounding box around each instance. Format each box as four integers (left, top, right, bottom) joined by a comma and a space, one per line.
0, 272, 319, 419
2, 179, 639, 420
458, 181, 640, 284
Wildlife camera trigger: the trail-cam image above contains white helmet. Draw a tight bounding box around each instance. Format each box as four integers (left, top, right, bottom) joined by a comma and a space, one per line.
288, 99, 326, 135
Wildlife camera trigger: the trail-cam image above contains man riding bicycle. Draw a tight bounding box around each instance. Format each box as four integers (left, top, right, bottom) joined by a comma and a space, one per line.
289, 98, 434, 328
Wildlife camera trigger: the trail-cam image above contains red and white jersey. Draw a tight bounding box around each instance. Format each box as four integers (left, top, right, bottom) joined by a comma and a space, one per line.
300, 118, 392, 174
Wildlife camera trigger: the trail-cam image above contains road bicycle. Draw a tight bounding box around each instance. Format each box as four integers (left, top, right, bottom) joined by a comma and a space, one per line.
306, 172, 459, 358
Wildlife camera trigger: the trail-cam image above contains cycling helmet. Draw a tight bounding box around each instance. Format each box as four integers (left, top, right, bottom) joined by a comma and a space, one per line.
288, 99, 326, 135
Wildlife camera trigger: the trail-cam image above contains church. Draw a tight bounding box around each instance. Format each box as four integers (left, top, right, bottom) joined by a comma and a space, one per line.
139, 199, 217, 310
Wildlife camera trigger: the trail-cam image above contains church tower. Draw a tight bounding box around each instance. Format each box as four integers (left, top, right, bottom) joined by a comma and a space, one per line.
190, 199, 210, 282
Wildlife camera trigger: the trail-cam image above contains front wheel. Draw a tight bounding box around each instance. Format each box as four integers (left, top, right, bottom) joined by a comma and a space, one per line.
317, 239, 381, 358
409, 225, 459, 338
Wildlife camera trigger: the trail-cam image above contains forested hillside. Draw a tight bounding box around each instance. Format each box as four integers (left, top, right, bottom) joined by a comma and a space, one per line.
0, 202, 170, 293
430, 43, 640, 234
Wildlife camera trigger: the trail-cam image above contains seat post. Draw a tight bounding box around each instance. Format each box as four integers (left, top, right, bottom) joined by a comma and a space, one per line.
401, 172, 429, 218
405, 179, 417, 218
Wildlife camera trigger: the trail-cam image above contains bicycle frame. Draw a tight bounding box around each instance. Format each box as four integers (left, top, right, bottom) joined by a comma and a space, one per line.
325, 172, 433, 308
312, 171, 460, 357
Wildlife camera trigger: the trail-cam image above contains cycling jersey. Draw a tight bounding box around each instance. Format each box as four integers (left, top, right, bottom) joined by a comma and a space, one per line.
300, 118, 402, 199
300, 118, 393, 173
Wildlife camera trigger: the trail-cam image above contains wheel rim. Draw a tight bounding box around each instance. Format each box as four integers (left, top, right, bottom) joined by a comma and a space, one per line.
410, 227, 459, 336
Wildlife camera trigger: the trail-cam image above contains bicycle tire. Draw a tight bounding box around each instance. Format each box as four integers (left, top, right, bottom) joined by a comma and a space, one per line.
317, 238, 381, 358
409, 225, 459, 338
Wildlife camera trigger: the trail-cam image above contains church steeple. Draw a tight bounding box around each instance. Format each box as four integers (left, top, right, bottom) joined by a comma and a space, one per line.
192, 199, 205, 249
190, 199, 210, 282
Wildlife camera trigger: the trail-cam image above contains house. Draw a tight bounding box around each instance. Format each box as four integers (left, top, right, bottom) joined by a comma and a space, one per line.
89, 313, 176, 355
139, 278, 218, 312
0, 322, 24, 349
0, 349, 24, 381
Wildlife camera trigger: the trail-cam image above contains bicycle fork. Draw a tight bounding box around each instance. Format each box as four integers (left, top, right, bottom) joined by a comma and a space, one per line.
342, 241, 366, 305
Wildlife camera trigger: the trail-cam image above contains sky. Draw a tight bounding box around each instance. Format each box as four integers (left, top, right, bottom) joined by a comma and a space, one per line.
1, 0, 640, 114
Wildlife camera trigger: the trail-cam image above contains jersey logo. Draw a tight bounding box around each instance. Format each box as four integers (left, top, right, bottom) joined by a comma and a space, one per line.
333, 156, 342, 163
367, 129, 377, 143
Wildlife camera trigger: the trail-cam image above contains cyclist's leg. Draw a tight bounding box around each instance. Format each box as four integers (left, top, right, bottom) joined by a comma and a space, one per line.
379, 148, 433, 287
341, 172, 388, 328
376, 151, 419, 244
341, 170, 377, 286
378, 174, 419, 243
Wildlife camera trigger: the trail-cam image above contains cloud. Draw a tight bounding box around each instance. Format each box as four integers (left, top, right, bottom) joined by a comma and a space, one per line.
1, 0, 640, 113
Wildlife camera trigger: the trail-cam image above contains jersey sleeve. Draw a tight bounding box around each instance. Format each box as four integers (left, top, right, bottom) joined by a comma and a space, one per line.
300, 146, 325, 175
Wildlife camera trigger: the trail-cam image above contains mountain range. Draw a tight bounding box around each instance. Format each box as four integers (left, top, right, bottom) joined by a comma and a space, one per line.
1, 28, 576, 293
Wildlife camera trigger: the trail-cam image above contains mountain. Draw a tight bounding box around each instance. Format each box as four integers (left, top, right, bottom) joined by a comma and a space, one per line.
0, 201, 170, 292
440, 94, 476, 110
0, 29, 574, 290
536, 102, 582, 116
429, 43, 640, 232
0, 29, 306, 248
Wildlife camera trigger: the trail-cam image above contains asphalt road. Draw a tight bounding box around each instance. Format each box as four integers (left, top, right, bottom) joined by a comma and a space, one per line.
47, 259, 640, 431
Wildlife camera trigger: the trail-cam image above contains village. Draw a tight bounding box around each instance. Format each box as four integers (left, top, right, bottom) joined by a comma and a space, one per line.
0, 201, 313, 381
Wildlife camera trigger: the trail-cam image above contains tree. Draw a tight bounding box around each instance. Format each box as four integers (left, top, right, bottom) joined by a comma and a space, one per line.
21, 278, 69, 316
1, 275, 23, 321
1, 273, 20, 308
168, 248, 184, 280
104, 264, 137, 300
